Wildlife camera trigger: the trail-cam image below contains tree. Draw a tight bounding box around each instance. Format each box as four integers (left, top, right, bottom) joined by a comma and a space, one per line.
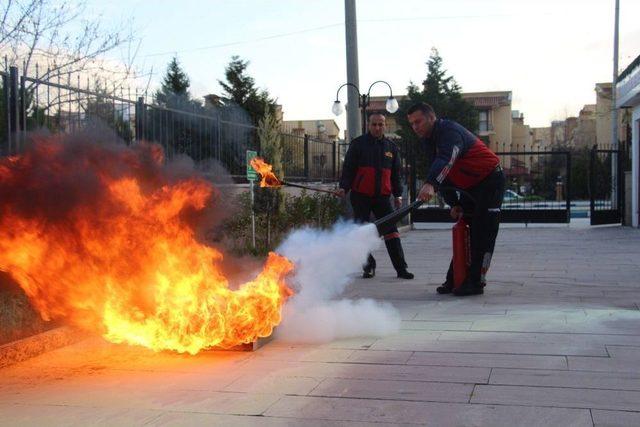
258, 108, 283, 179
1, 0, 145, 149
147, 57, 204, 158
1, 0, 139, 90
85, 86, 133, 144
395, 48, 478, 179
218, 56, 276, 126
255, 107, 284, 245
153, 56, 192, 108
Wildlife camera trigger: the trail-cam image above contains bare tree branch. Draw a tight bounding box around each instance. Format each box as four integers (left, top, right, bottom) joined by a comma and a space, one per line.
2, 0, 147, 98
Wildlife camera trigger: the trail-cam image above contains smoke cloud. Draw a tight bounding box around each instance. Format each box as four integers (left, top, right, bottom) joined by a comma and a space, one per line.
275, 222, 401, 343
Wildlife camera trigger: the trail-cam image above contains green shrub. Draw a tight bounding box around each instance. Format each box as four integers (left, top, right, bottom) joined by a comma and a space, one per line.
220, 189, 346, 255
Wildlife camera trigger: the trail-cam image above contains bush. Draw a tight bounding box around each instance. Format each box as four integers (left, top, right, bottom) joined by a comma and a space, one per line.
220, 189, 346, 256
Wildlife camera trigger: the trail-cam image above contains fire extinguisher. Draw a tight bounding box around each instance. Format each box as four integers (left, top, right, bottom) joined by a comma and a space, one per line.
452, 217, 471, 289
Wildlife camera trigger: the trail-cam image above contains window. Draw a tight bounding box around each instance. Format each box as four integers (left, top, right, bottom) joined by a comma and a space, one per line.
479, 110, 489, 132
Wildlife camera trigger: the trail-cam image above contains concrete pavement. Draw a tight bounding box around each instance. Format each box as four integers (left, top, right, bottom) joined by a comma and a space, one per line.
2, 225, 640, 426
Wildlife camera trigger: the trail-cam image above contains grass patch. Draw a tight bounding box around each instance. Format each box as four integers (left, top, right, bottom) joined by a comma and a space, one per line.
0, 272, 57, 346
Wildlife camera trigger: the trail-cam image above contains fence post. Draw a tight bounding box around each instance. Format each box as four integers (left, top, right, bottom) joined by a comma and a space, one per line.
2, 74, 9, 156
332, 140, 337, 180
565, 151, 572, 223
303, 134, 309, 179
135, 97, 144, 142
618, 145, 625, 214
19, 74, 26, 136
8, 66, 19, 154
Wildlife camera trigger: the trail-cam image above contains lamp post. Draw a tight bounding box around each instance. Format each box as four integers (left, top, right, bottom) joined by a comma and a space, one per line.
332, 80, 399, 138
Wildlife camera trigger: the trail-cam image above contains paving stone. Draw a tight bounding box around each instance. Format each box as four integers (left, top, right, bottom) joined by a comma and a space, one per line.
567, 356, 640, 374
148, 412, 399, 427
473, 385, 640, 411
489, 368, 640, 391
310, 378, 474, 403
224, 374, 322, 395
265, 395, 593, 426
591, 410, 640, 427
408, 352, 567, 369
401, 320, 473, 331
371, 335, 607, 356
345, 349, 413, 364
0, 404, 161, 426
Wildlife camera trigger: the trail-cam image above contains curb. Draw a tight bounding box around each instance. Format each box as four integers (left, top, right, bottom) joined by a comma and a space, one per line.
0, 326, 87, 369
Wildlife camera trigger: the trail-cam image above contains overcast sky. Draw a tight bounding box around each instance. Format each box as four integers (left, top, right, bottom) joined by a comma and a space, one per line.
88, 0, 640, 130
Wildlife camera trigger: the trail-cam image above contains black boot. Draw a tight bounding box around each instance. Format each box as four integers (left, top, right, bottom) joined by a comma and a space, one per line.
453, 279, 484, 296
385, 238, 413, 280
397, 269, 414, 279
437, 262, 454, 294
363, 254, 376, 279
436, 281, 453, 294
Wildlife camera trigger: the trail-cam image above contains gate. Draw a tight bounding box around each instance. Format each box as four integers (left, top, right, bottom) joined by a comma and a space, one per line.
403, 146, 572, 224
590, 145, 626, 225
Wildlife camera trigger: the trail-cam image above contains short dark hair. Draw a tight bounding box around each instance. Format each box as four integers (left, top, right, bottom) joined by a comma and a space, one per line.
407, 102, 435, 116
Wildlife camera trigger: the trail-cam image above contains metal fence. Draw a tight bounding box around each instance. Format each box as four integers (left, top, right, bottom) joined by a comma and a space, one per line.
400, 142, 573, 223
590, 144, 628, 225
0, 65, 339, 182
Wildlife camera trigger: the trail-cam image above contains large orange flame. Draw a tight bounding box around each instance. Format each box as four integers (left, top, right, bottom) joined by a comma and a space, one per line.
250, 157, 282, 187
0, 136, 294, 354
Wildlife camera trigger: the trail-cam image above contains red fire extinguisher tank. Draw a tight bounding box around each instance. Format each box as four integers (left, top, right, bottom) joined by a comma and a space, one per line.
452, 218, 470, 289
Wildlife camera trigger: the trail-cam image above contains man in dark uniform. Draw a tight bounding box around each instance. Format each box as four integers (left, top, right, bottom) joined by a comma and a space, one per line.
407, 102, 505, 296
336, 113, 414, 280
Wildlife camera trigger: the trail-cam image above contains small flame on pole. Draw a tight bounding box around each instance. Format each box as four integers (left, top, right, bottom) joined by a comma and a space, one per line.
250, 158, 282, 188
249, 157, 337, 195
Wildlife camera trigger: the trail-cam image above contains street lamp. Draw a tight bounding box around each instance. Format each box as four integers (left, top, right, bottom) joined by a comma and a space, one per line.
332, 80, 399, 136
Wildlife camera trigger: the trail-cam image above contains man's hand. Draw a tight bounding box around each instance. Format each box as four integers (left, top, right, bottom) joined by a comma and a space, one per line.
394, 197, 402, 209
417, 183, 435, 202
450, 205, 463, 220
334, 188, 346, 198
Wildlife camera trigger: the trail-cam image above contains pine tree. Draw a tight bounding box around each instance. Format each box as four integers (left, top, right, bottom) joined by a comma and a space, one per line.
218, 56, 276, 125
258, 108, 283, 179
398, 48, 477, 135
154, 57, 192, 108
396, 48, 478, 179
256, 107, 285, 241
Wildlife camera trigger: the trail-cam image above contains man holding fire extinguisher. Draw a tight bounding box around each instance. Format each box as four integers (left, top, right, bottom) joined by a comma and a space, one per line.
407, 102, 505, 296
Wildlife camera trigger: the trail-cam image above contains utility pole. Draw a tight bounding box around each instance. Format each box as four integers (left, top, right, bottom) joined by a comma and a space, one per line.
612, 0, 620, 205
344, 0, 361, 142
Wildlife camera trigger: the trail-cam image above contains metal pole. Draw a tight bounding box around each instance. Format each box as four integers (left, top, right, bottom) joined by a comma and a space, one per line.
611, 0, 620, 206
8, 67, 19, 155
344, 0, 361, 141
303, 134, 309, 179
135, 97, 144, 141
332, 140, 337, 180
251, 180, 256, 249
360, 93, 367, 136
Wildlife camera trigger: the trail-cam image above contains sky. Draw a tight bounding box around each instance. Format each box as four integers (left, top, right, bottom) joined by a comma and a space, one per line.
86, 0, 640, 131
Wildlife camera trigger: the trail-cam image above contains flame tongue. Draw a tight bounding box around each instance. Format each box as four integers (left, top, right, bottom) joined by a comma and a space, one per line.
250, 157, 282, 187
0, 137, 294, 354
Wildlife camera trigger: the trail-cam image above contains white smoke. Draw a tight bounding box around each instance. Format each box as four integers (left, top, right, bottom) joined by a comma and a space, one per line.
275, 222, 402, 343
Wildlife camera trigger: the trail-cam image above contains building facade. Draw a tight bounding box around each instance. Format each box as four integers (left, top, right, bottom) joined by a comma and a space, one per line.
596, 83, 629, 148
280, 119, 340, 142
461, 91, 513, 153
617, 54, 640, 227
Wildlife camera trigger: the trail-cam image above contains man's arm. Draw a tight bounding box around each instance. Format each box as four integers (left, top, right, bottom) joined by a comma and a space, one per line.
425, 129, 464, 189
